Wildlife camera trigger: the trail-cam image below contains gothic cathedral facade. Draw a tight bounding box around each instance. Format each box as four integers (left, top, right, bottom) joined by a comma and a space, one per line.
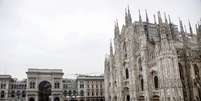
104, 8, 201, 101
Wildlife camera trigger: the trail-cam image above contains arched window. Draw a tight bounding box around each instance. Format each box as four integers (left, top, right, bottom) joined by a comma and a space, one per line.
68, 90, 72, 96
29, 97, 35, 101
141, 79, 144, 91
1, 91, 5, 98
30, 81, 35, 89
11, 91, 15, 97
127, 95, 130, 101
80, 90, 84, 96
126, 68, 129, 79
22, 91, 26, 97
54, 97, 60, 101
73, 90, 77, 95
54, 82, 60, 89
154, 76, 159, 89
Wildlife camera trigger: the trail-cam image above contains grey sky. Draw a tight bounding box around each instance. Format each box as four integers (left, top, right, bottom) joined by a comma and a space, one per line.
0, 0, 200, 79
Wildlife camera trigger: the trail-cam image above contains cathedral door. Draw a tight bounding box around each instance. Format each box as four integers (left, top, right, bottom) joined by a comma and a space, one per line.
138, 96, 145, 101
152, 95, 160, 101
29, 97, 35, 101
54, 97, 60, 101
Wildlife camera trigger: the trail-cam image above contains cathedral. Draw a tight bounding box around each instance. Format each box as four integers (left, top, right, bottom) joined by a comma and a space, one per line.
104, 8, 201, 101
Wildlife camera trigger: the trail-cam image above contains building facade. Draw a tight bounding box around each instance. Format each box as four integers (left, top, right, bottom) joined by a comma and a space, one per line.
0, 75, 27, 101
104, 8, 201, 101
63, 78, 77, 101
76, 75, 104, 101
0, 69, 104, 101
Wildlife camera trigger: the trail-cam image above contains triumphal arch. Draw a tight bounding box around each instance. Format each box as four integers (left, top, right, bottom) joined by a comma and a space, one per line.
26, 68, 63, 101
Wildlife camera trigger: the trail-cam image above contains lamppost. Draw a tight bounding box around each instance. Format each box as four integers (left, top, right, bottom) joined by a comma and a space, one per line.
16, 90, 21, 101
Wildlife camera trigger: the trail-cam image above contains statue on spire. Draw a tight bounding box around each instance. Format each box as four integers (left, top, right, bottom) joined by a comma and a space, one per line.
114, 20, 120, 37
127, 6, 132, 26
139, 9, 142, 23
153, 14, 156, 24
168, 15, 171, 24
145, 9, 149, 23
188, 20, 193, 35
157, 11, 162, 24
110, 41, 113, 56
179, 19, 184, 33
164, 12, 168, 24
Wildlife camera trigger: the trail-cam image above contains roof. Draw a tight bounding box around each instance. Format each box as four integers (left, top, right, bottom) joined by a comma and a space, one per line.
76, 75, 104, 80
26, 68, 63, 74
0, 75, 12, 79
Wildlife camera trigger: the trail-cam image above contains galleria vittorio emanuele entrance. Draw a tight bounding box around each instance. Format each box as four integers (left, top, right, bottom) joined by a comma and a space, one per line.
39, 81, 52, 101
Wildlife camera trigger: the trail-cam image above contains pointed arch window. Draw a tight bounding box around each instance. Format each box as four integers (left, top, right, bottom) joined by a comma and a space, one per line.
141, 79, 144, 91
178, 63, 184, 83
138, 58, 142, 71
193, 64, 199, 79
114, 96, 117, 101
126, 68, 129, 79
154, 76, 159, 89
123, 41, 127, 58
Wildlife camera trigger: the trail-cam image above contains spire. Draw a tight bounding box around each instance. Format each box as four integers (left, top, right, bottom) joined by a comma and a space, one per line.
157, 11, 162, 24
145, 9, 149, 23
153, 14, 156, 24
114, 20, 120, 37
110, 41, 113, 56
196, 24, 198, 34
179, 19, 184, 33
139, 9, 142, 23
127, 6, 132, 25
164, 12, 168, 24
188, 20, 193, 35
125, 8, 128, 25
127, 6, 131, 18
168, 15, 171, 24
184, 25, 187, 33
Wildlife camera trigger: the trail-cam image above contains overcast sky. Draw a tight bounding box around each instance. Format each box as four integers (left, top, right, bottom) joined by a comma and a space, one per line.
0, 0, 200, 79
